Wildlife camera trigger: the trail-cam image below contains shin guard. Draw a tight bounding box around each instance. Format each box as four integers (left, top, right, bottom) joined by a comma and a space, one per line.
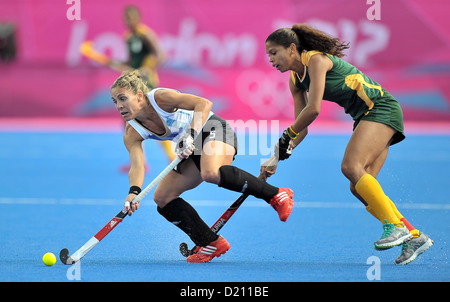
157, 198, 218, 246
355, 174, 402, 227
218, 165, 278, 202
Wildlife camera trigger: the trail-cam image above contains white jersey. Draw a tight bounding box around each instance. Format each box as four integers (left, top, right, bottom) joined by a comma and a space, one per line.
127, 88, 213, 142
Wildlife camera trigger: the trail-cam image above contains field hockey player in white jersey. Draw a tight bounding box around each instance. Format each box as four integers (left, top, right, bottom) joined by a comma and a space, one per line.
110, 70, 295, 263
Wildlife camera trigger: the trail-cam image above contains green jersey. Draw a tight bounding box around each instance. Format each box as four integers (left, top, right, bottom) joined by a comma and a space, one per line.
125, 24, 156, 69
124, 24, 160, 89
291, 50, 396, 121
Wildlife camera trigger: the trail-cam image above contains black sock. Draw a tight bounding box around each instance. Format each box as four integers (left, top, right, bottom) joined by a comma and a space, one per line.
218, 165, 279, 203
157, 198, 218, 247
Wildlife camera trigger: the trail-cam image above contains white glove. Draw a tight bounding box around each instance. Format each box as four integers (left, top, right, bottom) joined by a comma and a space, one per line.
175, 129, 197, 159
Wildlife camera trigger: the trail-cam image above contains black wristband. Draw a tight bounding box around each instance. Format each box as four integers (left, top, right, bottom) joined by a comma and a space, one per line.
129, 186, 142, 195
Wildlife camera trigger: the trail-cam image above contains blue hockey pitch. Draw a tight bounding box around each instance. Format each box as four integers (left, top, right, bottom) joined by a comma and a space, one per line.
0, 130, 449, 283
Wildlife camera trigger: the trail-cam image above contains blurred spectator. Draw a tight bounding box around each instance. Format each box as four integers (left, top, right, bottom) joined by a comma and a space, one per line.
123, 5, 166, 89
0, 23, 16, 62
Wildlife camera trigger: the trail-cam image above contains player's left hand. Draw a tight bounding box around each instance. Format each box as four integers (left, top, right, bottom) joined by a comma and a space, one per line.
275, 128, 295, 160
124, 195, 140, 216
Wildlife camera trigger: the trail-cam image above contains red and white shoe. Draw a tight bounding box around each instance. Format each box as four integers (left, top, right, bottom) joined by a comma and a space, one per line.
186, 236, 230, 263
269, 188, 294, 222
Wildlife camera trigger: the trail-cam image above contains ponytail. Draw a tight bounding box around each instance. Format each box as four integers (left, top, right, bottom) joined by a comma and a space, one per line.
266, 24, 349, 58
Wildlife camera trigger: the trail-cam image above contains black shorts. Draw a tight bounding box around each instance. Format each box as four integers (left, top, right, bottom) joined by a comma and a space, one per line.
174, 114, 238, 173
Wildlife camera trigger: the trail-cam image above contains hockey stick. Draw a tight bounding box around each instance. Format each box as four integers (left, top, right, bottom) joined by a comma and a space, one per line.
60, 156, 182, 265
80, 41, 110, 65
179, 155, 278, 257
79, 40, 128, 72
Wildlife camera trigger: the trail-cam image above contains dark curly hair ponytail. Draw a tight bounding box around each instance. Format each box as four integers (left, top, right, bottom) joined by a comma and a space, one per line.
266, 24, 350, 58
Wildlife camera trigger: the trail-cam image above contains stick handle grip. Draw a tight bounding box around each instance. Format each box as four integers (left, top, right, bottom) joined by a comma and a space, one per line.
260, 155, 278, 176
132, 157, 182, 204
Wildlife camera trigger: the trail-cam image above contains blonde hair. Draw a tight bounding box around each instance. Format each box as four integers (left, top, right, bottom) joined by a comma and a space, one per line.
111, 70, 150, 96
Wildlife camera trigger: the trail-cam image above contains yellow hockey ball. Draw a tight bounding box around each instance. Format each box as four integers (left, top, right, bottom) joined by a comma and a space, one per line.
42, 252, 57, 266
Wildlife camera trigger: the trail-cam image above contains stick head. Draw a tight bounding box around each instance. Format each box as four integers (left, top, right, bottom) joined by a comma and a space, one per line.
79, 40, 111, 65
59, 248, 74, 265
179, 242, 196, 258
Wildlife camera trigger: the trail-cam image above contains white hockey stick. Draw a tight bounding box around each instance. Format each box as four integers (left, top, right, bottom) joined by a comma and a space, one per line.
60, 157, 182, 265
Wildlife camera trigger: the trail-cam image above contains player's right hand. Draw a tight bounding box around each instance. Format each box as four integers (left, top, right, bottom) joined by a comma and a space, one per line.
175, 129, 196, 159
260, 157, 279, 181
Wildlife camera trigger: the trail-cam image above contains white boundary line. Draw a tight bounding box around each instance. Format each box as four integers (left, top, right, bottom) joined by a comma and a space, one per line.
0, 198, 448, 210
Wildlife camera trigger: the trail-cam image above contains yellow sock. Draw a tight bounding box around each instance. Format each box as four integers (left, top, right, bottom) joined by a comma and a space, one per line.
365, 205, 381, 222
410, 229, 420, 238
355, 174, 403, 227
363, 185, 419, 237
365, 200, 400, 222
387, 198, 403, 220
388, 199, 420, 238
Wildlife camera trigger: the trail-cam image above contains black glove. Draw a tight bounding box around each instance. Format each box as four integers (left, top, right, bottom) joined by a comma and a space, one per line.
275, 128, 295, 160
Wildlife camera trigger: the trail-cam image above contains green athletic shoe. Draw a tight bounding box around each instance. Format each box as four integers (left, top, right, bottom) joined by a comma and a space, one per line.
374, 220, 413, 250
395, 233, 433, 265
